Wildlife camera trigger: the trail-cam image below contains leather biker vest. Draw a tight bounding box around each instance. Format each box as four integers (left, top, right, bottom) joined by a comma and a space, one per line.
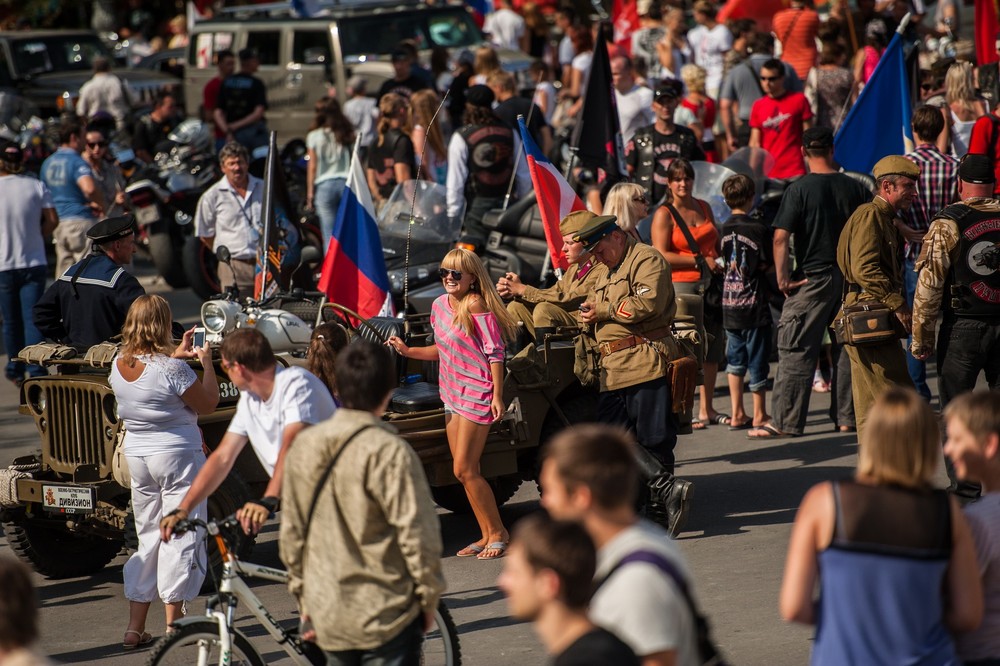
942, 204, 1000, 317
458, 122, 514, 199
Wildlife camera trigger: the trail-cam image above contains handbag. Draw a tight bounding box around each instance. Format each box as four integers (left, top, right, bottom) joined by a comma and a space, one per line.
668, 203, 723, 320
833, 300, 902, 346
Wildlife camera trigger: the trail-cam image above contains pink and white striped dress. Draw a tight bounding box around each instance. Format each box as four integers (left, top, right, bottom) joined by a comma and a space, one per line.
431, 294, 505, 424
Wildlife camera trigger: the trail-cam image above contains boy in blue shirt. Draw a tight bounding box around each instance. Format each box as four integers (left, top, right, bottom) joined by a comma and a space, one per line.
719, 174, 773, 432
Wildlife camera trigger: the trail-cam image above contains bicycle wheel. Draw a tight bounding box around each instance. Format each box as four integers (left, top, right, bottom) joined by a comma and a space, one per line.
422, 601, 462, 666
145, 620, 265, 666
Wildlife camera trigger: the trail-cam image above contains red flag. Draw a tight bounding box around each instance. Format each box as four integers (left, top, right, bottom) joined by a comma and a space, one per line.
612, 0, 640, 56
518, 118, 583, 273
975, 0, 999, 66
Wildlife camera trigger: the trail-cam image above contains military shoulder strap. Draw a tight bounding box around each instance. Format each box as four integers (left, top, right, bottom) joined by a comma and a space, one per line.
936, 203, 973, 223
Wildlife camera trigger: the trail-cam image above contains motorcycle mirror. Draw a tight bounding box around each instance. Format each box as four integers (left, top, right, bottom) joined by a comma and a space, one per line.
216, 246, 232, 265
300, 245, 321, 266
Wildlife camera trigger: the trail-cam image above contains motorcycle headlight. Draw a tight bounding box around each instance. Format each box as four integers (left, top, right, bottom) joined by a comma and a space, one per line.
174, 211, 192, 226
202, 300, 240, 334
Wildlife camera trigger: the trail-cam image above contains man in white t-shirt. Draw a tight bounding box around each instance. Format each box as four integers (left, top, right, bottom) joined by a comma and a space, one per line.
540, 424, 700, 666
483, 0, 525, 51
686, 1, 732, 99
612, 55, 654, 144
160, 328, 336, 538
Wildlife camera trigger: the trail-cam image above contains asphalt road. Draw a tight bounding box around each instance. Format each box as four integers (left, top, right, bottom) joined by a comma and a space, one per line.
0, 260, 950, 665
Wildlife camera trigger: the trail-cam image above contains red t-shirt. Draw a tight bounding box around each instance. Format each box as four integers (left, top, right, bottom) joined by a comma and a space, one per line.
203, 76, 224, 139
749, 92, 812, 179
967, 114, 1000, 193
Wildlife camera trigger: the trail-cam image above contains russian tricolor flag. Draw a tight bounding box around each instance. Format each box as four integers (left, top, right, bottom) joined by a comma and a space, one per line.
318, 142, 392, 319
518, 117, 585, 274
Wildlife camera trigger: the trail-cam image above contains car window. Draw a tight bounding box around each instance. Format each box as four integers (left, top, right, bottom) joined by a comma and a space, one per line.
191, 31, 235, 68
292, 31, 331, 65
10, 36, 108, 76
245, 30, 281, 66
338, 9, 483, 57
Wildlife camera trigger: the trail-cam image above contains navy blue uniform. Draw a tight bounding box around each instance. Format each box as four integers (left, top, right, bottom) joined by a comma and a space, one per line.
33, 254, 145, 350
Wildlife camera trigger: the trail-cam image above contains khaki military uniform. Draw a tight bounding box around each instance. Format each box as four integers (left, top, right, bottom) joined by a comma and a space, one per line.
912, 197, 1000, 408
835, 196, 915, 433
506, 257, 606, 337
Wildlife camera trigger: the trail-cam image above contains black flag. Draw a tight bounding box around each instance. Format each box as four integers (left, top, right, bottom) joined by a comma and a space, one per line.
570, 23, 628, 185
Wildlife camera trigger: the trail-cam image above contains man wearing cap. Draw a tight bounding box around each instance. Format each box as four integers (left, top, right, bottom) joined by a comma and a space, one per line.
748, 58, 812, 179
575, 215, 693, 536
446, 85, 528, 244
215, 48, 268, 152
625, 82, 704, 207
748, 126, 870, 440
912, 154, 1000, 408
497, 211, 606, 341
34, 215, 144, 350
376, 49, 429, 102
835, 155, 919, 434
898, 106, 959, 401
0, 140, 58, 385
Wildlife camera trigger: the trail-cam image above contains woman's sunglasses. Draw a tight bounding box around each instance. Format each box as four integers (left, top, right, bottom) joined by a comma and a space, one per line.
438, 268, 463, 281
87, 141, 108, 148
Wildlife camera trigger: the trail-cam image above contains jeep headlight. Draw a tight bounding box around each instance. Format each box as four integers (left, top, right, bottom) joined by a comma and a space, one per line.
27, 385, 46, 415
202, 300, 240, 334
102, 393, 119, 423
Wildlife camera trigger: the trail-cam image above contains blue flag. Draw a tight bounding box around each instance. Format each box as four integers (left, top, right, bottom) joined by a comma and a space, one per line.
833, 31, 914, 174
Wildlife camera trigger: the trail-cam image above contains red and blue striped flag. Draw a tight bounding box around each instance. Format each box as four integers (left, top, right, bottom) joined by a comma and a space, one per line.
318, 143, 393, 318
517, 117, 585, 274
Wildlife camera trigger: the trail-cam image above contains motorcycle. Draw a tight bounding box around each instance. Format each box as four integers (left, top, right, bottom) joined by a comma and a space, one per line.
0, 95, 57, 176
124, 120, 220, 288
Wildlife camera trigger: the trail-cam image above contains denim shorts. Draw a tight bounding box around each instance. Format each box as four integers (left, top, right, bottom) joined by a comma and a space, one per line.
726, 326, 771, 392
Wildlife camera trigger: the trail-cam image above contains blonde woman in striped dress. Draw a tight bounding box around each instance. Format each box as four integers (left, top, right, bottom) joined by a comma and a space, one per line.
387, 249, 518, 560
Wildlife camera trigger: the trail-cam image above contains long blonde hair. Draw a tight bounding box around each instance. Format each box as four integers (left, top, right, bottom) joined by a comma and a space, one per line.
945, 61, 977, 111
410, 89, 447, 159
120, 294, 174, 366
604, 182, 648, 235
857, 387, 940, 489
376, 93, 409, 147
441, 248, 518, 342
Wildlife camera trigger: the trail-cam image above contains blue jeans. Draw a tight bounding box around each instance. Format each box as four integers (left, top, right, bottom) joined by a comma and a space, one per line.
726, 326, 771, 392
904, 255, 931, 401
0, 265, 47, 380
324, 615, 424, 666
315, 177, 347, 250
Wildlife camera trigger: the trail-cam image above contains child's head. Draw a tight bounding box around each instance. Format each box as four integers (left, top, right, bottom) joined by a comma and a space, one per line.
943, 391, 1000, 484
721, 174, 755, 212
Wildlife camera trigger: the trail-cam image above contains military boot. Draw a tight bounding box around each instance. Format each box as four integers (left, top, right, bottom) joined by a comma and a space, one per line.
634, 446, 694, 538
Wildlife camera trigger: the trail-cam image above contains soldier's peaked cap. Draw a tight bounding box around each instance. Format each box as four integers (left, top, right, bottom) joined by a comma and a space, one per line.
559, 210, 597, 236
87, 215, 137, 244
959, 154, 995, 184
873, 155, 920, 181
573, 214, 620, 250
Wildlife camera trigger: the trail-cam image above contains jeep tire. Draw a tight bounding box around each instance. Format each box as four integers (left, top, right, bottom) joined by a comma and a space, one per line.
1, 518, 122, 579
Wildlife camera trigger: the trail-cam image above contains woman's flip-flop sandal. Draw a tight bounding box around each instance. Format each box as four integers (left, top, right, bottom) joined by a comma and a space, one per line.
477, 542, 508, 560
747, 424, 790, 440
456, 543, 485, 557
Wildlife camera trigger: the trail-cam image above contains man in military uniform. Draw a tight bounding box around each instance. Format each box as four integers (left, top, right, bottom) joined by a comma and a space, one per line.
497, 211, 605, 341
836, 155, 918, 434
34, 215, 145, 350
912, 153, 1000, 407
575, 216, 693, 536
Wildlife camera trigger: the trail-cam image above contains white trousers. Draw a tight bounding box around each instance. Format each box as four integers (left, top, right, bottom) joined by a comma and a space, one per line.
123, 450, 207, 604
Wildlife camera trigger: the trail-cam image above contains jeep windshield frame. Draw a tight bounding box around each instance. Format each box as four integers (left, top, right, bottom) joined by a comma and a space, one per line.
337, 8, 483, 58
9, 35, 110, 78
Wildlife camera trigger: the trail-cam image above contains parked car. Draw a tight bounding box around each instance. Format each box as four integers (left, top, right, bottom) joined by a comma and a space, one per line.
183, 0, 532, 143
0, 30, 181, 118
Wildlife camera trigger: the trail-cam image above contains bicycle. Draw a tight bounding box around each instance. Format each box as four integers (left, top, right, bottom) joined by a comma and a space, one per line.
146, 515, 462, 666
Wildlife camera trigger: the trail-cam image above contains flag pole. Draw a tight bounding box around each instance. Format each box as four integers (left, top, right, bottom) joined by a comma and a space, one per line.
503, 106, 537, 212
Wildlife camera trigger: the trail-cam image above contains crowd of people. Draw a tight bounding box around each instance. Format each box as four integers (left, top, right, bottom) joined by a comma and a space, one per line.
8, 0, 1000, 664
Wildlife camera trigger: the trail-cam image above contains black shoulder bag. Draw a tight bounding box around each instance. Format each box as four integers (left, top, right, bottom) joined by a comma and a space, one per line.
596, 549, 729, 666
668, 203, 723, 321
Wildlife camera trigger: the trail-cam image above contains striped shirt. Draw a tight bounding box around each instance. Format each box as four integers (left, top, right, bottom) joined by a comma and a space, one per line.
431, 294, 504, 425
901, 144, 959, 260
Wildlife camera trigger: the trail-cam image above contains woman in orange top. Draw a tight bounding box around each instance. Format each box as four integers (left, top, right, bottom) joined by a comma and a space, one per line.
772, 0, 819, 80
650, 158, 727, 429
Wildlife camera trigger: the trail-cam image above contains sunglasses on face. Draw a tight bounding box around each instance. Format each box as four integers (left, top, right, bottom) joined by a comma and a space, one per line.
439, 268, 463, 281
87, 141, 108, 148
760, 75, 782, 82
920, 83, 934, 91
